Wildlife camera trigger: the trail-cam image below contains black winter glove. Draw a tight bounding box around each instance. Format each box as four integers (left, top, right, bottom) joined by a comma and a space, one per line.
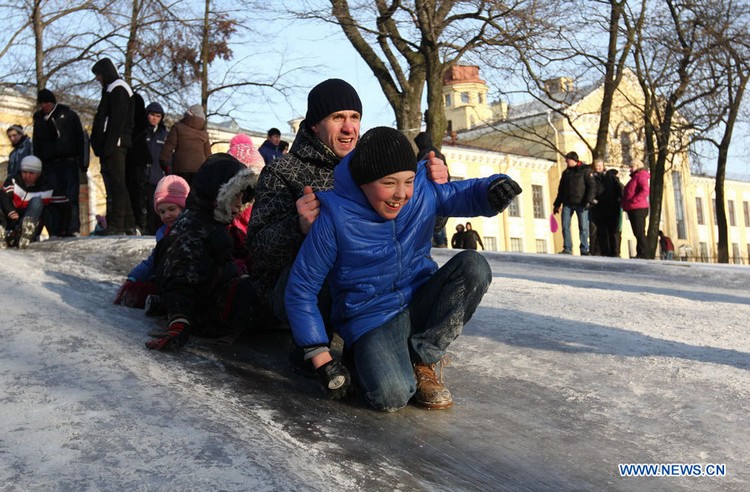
488, 177, 523, 212
316, 359, 351, 400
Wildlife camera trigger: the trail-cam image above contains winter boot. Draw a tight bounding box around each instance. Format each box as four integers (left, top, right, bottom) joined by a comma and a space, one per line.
18, 217, 37, 250
412, 361, 453, 410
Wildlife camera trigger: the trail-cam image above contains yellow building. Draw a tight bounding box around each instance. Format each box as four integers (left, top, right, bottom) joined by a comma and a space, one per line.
3, 76, 749, 263
440, 66, 750, 263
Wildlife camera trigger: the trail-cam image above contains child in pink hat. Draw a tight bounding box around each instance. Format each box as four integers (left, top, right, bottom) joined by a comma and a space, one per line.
114, 175, 190, 308
227, 134, 262, 272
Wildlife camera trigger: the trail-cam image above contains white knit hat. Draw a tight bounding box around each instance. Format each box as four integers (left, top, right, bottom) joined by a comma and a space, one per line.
20, 155, 42, 173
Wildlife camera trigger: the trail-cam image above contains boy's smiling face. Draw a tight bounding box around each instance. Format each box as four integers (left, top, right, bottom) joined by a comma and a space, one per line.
360, 170, 415, 220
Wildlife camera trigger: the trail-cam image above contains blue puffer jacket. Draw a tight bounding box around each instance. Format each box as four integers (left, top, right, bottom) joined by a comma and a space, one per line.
286, 153, 505, 349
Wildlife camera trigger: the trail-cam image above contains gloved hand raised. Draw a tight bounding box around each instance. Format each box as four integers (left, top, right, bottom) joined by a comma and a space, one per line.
488, 177, 523, 212
316, 359, 351, 400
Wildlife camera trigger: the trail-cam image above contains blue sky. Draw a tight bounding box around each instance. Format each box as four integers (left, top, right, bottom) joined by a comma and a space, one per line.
238, 12, 749, 179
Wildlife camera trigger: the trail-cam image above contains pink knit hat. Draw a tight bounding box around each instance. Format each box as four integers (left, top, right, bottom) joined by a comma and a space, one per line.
228, 133, 265, 170
153, 175, 190, 212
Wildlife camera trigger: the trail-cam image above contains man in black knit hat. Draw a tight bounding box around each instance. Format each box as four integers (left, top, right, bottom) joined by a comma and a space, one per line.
246, 79, 449, 336
32, 89, 88, 236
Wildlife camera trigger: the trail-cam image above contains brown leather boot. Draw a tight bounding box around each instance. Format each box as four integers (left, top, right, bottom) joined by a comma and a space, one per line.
413, 362, 453, 409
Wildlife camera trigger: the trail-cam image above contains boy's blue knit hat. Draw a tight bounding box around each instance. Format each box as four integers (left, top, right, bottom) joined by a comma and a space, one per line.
349, 127, 416, 186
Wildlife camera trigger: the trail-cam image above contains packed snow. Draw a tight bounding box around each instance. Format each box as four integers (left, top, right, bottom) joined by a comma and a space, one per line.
0, 237, 748, 491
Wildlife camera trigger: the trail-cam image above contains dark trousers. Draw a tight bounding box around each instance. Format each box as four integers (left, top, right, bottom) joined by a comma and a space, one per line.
353, 250, 492, 411
592, 207, 621, 257
126, 163, 148, 232
100, 148, 135, 233
627, 208, 649, 259
42, 158, 78, 235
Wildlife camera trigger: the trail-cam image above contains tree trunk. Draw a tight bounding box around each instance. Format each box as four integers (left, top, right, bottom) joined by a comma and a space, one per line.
32, 0, 45, 89
123, 0, 142, 86
422, 49, 448, 148
200, 0, 210, 112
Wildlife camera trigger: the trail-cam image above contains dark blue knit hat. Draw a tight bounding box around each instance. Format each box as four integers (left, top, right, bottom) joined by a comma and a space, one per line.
305, 79, 362, 129
349, 127, 416, 186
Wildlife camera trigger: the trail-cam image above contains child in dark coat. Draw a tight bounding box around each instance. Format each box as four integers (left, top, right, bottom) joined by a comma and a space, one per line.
285, 127, 522, 412
146, 153, 258, 351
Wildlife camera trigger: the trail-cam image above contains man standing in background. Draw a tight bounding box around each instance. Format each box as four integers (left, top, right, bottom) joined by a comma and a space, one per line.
32, 89, 88, 236
90, 57, 136, 235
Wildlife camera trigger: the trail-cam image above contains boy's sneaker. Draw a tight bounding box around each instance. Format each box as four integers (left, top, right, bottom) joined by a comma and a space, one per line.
412, 361, 453, 410
18, 218, 37, 250
144, 294, 165, 317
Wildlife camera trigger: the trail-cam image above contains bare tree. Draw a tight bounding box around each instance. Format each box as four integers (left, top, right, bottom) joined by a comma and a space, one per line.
0, 0, 112, 91
296, 0, 545, 145
631, 0, 717, 259
686, 0, 750, 263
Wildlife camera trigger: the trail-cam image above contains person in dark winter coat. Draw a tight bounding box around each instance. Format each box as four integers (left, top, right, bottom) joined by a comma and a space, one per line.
622, 159, 650, 259
258, 127, 282, 165
246, 79, 449, 332
114, 175, 190, 308
462, 222, 484, 250
589, 159, 624, 257
553, 151, 596, 255
91, 57, 136, 235
124, 93, 148, 233
32, 89, 88, 236
414, 131, 449, 247
285, 127, 522, 411
451, 223, 465, 249
1, 155, 68, 249
5, 125, 33, 180
146, 154, 258, 351
143, 102, 169, 234
159, 104, 211, 185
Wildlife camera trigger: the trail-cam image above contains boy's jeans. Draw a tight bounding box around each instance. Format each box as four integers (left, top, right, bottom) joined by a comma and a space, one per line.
352, 250, 492, 412
561, 205, 590, 254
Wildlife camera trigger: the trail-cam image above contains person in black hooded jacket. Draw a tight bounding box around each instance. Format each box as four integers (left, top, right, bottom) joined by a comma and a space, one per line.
91, 57, 136, 235
147, 153, 259, 351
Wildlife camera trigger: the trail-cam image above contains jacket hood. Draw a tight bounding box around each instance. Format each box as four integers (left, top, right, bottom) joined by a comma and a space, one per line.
145, 102, 164, 115
91, 58, 120, 86
183, 113, 206, 131
187, 153, 257, 224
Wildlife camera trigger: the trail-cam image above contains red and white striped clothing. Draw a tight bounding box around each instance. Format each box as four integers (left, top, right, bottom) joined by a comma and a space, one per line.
2, 176, 68, 212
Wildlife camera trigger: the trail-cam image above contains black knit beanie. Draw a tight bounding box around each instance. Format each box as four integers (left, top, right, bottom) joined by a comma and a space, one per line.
305, 79, 362, 129
349, 127, 416, 186
37, 89, 56, 104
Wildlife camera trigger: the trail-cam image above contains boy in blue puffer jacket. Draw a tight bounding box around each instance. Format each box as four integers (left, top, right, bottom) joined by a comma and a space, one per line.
285, 127, 522, 412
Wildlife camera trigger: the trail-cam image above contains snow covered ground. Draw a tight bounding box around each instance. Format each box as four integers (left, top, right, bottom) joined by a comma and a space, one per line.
0, 237, 748, 491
